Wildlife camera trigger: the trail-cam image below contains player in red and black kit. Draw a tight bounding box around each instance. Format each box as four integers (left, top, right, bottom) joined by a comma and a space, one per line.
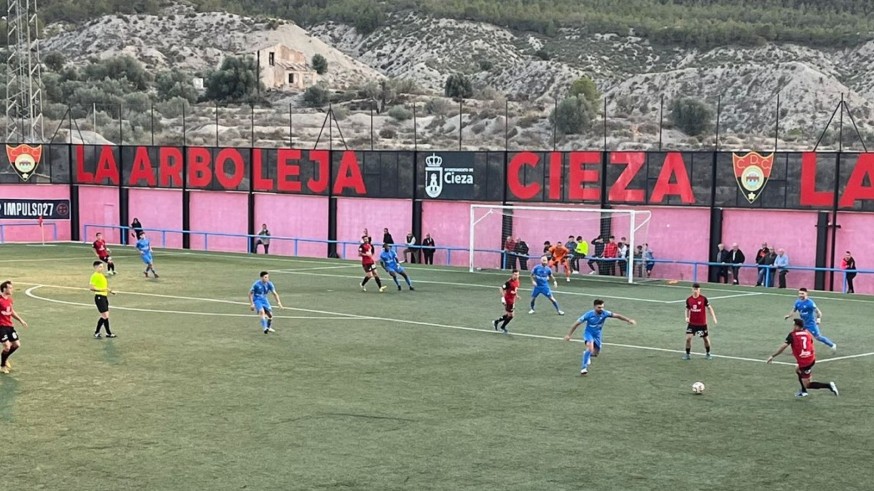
0, 280, 29, 374
92, 232, 117, 274
767, 318, 839, 397
359, 236, 386, 292
683, 283, 717, 360
493, 270, 520, 334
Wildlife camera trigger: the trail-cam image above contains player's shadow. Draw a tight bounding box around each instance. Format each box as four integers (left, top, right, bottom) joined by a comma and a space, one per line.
102, 339, 122, 366
0, 376, 20, 423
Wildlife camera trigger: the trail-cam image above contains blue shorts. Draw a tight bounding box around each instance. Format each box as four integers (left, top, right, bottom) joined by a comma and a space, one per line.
583, 330, 602, 349
254, 299, 272, 314
387, 265, 405, 275
805, 323, 820, 336
531, 285, 552, 298
141, 254, 153, 264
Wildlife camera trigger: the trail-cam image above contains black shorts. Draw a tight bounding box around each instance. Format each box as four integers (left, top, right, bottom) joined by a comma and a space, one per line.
99, 255, 111, 263
797, 361, 815, 379
95, 295, 110, 313
362, 264, 377, 273
504, 301, 515, 313
686, 324, 708, 337
0, 327, 19, 343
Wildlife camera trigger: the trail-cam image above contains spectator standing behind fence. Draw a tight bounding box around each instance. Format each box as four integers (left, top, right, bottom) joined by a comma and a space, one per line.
842, 251, 857, 294
715, 243, 730, 284
617, 237, 629, 276
565, 236, 577, 272
755, 242, 770, 286
602, 236, 618, 276
383, 228, 395, 246
574, 236, 588, 274
254, 224, 271, 254
514, 238, 530, 270
764, 248, 777, 287
130, 217, 143, 239
644, 243, 655, 277
403, 232, 417, 264
503, 236, 517, 270
729, 243, 745, 285
421, 234, 435, 265
587, 236, 605, 274
774, 248, 789, 288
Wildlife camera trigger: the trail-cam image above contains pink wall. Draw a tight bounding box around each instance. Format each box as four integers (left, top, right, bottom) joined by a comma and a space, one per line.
0, 184, 72, 242
722, 209, 817, 288
254, 194, 329, 258
834, 212, 874, 294
422, 201, 502, 267
613, 206, 711, 281
128, 188, 183, 249
336, 197, 412, 260
189, 191, 248, 253
79, 186, 121, 243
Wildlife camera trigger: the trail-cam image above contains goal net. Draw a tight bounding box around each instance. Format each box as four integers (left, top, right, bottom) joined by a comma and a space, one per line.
469, 204, 652, 284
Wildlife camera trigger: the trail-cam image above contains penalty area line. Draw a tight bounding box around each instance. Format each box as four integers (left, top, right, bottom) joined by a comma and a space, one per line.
816, 352, 874, 364
663, 292, 763, 304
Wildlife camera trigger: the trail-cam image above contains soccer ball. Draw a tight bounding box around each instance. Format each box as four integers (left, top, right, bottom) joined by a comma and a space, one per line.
692, 382, 705, 394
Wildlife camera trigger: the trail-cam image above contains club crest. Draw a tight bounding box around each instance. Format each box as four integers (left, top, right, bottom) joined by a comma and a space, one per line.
732, 151, 774, 204
6, 144, 43, 182
424, 153, 444, 198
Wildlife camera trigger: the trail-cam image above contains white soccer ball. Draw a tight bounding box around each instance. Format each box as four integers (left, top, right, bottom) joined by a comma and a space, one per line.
692, 382, 705, 394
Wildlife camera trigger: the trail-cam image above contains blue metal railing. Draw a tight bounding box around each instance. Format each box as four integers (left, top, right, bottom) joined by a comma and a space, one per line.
0, 222, 59, 243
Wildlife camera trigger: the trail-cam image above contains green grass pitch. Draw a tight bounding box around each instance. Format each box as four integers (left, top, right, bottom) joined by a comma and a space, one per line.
1, 243, 874, 490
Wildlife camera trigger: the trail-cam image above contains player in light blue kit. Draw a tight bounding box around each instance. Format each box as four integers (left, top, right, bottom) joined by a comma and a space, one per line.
135, 232, 159, 278
380, 244, 415, 291
564, 299, 636, 375
528, 256, 564, 315
249, 271, 284, 334
784, 287, 836, 351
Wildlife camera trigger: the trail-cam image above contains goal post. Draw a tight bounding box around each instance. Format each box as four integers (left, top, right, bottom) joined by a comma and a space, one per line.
469, 204, 652, 284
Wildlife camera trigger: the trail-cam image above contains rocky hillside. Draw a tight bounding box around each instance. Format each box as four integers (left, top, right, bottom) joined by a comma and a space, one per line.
35, 7, 874, 150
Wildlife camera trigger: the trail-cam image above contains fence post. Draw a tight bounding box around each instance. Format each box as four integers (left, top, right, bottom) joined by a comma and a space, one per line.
150, 102, 155, 145
658, 95, 664, 151
458, 98, 463, 150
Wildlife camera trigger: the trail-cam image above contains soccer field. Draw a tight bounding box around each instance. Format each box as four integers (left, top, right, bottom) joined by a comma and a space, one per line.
2, 243, 873, 490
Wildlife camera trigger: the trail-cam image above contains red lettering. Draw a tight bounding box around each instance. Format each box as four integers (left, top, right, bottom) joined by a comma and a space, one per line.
799, 152, 833, 207
94, 146, 120, 185
158, 147, 183, 187
308, 150, 329, 194
252, 149, 273, 192
548, 152, 562, 201
214, 148, 244, 190
276, 148, 302, 193
75, 145, 94, 184
650, 152, 695, 204
839, 153, 874, 208
508, 152, 541, 200
187, 147, 212, 188
608, 152, 646, 203
333, 151, 366, 195
567, 151, 600, 201
128, 147, 156, 187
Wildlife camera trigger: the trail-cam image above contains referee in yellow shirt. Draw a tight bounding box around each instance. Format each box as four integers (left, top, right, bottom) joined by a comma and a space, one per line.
90, 261, 116, 338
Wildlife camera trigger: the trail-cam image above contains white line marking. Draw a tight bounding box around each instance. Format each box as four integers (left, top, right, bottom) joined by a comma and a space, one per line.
274, 265, 355, 272
268, 269, 675, 304
23, 286, 359, 320
19, 282, 793, 365
816, 352, 874, 364
664, 292, 763, 304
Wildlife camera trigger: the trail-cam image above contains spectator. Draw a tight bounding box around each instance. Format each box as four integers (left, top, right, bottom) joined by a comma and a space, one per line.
361, 228, 372, 244
421, 234, 435, 265
633, 245, 645, 277
774, 248, 789, 289
130, 217, 143, 239
602, 236, 618, 276
514, 238, 530, 270
565, 236, 577, 272
755, 242, 770, 286
715, 243, 730, 284
573, 236, 588, 274
729, 243, 745, 285
617, 236, 629, 276
587, 235, 605, 274
764, 248, 777, 287
842, 251, 857, 294
503, 236, 517, 270
254, 223, 271, 254
644, 243, 655, 277
403, 232, 417, 264
383, 228, 394, 246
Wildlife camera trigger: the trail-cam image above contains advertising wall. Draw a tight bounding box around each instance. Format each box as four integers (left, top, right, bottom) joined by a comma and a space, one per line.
0, 184, 72, 241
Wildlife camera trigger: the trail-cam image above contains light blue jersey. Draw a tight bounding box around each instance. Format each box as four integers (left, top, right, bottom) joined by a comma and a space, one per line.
794, 298, 818, 328
380, 250, 404, 273
136, 237, 153, 263
531, 265, 552, 287
578, 308, 614, 346
250, 280, 275, 311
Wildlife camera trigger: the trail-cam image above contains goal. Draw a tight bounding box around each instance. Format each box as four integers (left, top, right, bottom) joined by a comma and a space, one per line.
468, 204, 652, 284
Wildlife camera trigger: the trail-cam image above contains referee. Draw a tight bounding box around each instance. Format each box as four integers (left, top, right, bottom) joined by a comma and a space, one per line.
90, 261, 117, 339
